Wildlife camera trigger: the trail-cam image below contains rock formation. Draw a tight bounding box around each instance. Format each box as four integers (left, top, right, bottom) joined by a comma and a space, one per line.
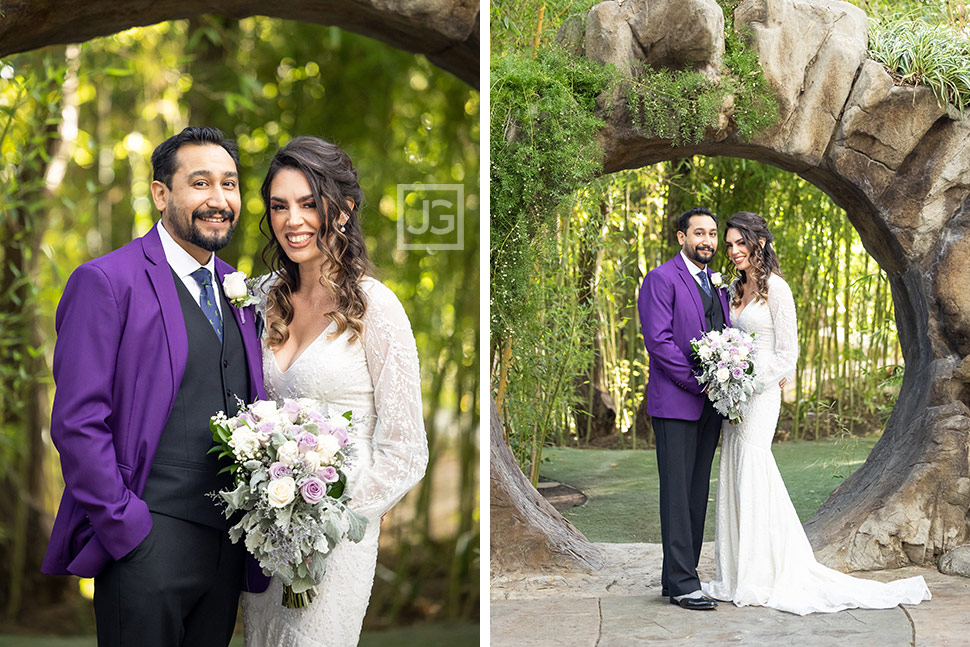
495, 0, 970, 575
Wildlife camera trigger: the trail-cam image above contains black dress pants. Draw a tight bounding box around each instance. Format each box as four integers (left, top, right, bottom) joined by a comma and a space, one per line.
652, 399, 722, 597
93, 512, 244, 647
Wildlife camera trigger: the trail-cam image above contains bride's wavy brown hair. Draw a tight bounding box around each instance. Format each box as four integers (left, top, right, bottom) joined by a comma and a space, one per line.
726, 211, 782, 309
259, 136, 373, 347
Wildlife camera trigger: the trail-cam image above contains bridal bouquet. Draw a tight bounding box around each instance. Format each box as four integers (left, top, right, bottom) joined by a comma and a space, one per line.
210, 398, 368, 608
690, 328, 757, 423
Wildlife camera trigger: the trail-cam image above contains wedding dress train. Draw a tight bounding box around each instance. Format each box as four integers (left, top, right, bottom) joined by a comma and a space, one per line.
702, 273, 930, 615
242, 276, 428, 645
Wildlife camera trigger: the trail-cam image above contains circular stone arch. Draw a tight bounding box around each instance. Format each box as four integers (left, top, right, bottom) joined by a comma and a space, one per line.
0, 0, 479, 88
493, 0, 970, 576
594, 0, 970, 571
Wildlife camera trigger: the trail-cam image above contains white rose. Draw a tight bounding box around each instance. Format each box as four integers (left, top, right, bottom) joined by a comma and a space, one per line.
710, 272, 723, 287
698, 345, 713, 361
316, 435, 341, 464
303, 450, 322, 472
228, 426, 260, 461
266, 476, 295, 508
720, 351, 732, 362
276, 440, 300, 465
737, 346, 749, 360
716, 367, 731, 383
250, 399, 279, 422
327, 413, 350, 429
223, 271, 248, 299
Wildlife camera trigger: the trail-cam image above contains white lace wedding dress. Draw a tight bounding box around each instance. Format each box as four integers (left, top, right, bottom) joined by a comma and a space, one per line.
242, 276, 429, 645
702, 273, 931, 615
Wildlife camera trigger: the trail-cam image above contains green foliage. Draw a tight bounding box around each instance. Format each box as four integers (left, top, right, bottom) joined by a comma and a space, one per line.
0, 49, 68, 618
867, 12, 970, 113
623, 0, 779, 144
625, 64, 723, 145
721, 18, 779, 139
490, 0, 601, 56
502, 233, 594, 481
490, 46, 613, 336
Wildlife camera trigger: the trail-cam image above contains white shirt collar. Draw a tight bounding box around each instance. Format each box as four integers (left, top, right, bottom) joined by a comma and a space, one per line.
680, 249, 707, 276
156, 220, 217, 279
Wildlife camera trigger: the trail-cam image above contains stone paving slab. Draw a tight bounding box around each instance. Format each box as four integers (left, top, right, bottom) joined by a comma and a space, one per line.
490, 597, 602, 646
491, 542, 968, 646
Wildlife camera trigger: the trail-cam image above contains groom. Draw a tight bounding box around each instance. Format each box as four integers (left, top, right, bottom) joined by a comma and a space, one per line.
41, 127, 269, 646
638, 207, 730, 611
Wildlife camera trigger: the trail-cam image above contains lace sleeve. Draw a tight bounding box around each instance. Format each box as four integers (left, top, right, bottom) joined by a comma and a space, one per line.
760, 274, 798, 388
252, 273, 278, 341
349, 280, 429, 519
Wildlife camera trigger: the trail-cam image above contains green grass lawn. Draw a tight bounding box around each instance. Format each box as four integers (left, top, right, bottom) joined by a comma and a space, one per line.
541, 437, 877, 543
0, 622, 480, 647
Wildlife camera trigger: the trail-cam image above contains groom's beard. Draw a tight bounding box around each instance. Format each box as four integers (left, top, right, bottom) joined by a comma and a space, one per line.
166, 204, 238, 252
686, 242, 715, 265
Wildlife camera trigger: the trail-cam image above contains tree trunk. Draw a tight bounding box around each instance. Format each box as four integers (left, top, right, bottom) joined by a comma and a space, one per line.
490, 398, 603, 576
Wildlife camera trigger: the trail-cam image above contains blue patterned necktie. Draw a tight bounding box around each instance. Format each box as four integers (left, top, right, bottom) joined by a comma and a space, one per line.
697, 270, 712, 297
190, 267, 223, 343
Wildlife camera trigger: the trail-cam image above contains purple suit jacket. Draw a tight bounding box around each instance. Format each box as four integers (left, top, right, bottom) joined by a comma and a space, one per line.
41, 225, 270, 593
638, 254, 731, 421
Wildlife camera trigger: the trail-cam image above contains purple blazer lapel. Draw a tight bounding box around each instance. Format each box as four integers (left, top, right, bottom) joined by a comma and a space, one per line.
142, 226, 187, 403
215, 261, 267, 402
673, 254, 706, 331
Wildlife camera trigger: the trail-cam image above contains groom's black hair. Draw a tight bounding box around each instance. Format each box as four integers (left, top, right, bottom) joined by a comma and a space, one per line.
151, 126, 240, 189
678, 207, 717, 233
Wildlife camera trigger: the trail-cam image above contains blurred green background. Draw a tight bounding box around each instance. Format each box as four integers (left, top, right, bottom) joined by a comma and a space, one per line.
0, 16, 478, 640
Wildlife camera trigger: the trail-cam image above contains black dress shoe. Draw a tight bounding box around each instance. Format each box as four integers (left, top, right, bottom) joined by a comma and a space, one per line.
661, 588, 669, 597
670, 595, 718, 610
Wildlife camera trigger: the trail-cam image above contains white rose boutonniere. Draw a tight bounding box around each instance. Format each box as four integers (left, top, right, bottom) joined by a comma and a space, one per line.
222, 271, 258, 322
710, 272, 726, 290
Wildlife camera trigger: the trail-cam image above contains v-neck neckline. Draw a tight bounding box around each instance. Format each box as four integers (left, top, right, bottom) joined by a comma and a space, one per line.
271, 320, 337, 374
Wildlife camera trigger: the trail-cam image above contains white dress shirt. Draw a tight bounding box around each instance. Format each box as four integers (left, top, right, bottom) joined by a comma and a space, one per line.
680, 249, 708, 288
156, 221, 224, 318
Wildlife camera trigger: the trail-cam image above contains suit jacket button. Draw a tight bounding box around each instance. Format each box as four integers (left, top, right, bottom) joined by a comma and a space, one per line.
225, 389, 231, 397
223, 359, 229, 368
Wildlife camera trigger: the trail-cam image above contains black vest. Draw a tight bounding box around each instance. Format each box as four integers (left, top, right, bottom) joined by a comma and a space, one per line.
694, 274, 726, 332
141, 271, 250, 529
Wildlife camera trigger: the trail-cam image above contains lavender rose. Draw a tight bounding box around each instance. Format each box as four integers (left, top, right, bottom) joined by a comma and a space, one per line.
332, 427, 350, 447
299, 477, 326, 504
280, 399, 302, 423
317, 466, 339, 483
297, 431, 318, 453
269, 461, 291, 479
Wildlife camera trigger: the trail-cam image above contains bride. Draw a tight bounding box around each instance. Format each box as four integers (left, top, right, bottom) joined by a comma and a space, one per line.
702, 211, 931, 615
242, 136, 429, 644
